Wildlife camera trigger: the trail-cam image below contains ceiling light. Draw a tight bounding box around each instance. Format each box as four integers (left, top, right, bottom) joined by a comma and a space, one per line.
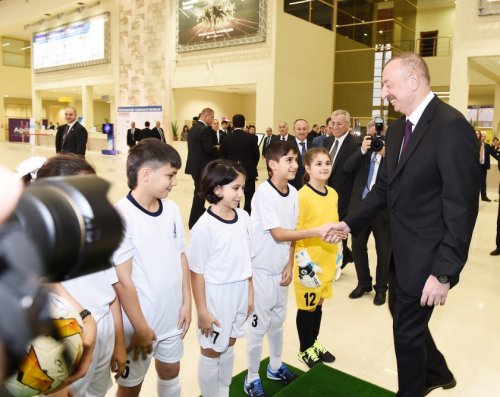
379, 30, 383, 34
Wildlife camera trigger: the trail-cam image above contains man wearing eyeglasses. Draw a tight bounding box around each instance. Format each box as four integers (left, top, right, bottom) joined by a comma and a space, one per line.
323, 109, 358, 269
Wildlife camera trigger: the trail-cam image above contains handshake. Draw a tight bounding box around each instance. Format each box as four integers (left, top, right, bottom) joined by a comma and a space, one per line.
318, 221, 351, 244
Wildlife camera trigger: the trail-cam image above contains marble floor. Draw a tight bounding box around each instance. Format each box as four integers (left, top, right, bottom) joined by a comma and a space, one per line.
1, 141, 499, 397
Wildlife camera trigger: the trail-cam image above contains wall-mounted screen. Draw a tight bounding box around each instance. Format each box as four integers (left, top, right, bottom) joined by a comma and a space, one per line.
33, 12, 110, 73
177, 0, 266, 53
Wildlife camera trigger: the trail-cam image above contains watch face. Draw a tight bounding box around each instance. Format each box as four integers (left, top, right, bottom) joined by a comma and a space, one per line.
438, 275, 449, 284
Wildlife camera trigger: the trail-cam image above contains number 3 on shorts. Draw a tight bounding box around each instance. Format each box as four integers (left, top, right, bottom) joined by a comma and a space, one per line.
304, 292, 317, 307
251, 314, 258, 328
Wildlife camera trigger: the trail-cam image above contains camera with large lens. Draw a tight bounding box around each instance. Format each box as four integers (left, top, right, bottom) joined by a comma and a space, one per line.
0, 175, 123, 377
370, 116, 385, 152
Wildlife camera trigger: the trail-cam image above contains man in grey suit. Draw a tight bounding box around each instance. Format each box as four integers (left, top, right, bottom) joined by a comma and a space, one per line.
331, 53, 479, 397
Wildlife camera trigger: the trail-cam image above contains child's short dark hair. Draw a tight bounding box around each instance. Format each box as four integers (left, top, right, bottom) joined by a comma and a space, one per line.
200, 159, 246, 204
127, 138, 181, 189
265, 141, 298, 177
37, 154, 96, 178
302, 147, 330, 183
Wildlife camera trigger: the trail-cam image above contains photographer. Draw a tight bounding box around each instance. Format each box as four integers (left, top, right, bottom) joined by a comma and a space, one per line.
344, 118, 391, 306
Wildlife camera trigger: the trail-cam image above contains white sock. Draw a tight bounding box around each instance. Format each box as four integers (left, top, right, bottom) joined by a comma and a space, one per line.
246, 330, 264, 382
198, 354, 219, 397
217, 346, 234, 397
157, 376, 180, 397
267, 322, 283, 372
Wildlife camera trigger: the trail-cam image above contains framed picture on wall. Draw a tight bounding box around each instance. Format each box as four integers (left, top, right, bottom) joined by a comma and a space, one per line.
177, 0, 266, 53
478, 0, 500, 16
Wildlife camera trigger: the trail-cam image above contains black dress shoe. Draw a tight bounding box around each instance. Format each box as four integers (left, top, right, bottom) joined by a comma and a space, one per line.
424, 377, 457, 395
348, 285, 372, 299
482, 197, 492, 202
373, 291, 386, 306
491, 247, 500, 256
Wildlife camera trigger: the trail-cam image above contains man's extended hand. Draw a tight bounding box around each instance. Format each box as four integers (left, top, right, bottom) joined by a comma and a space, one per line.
420, 275, 450, 307
323, 221, 351, 243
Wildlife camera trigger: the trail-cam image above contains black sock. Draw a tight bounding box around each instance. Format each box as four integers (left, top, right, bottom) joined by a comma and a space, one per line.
296, 309, 315, 352
312, 305, 323, 343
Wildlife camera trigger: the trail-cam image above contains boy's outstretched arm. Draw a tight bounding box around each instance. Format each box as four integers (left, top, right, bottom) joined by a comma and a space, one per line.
114, 259, 156, 361
178, 253, 192, 339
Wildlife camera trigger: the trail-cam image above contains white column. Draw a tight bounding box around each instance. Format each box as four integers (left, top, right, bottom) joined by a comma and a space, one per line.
82, 85, 94, 130
449, 53, 469, 117
493, 83, 500, 138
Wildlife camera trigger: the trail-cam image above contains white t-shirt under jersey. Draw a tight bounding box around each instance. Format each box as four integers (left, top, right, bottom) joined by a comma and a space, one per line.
187, 207, 252, 284
62, 268, 117, 323
112, 193, 186, 340
250, 179, 299, 275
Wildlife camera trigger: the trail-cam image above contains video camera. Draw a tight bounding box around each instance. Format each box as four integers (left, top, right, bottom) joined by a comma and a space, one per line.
0, 175, 123, 377
370, 116, 385, 152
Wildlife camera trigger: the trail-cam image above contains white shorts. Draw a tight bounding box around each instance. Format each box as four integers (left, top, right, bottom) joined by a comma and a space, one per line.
117, 332, 183, 387
248, 270, 288, 335
198, 280, 249, 352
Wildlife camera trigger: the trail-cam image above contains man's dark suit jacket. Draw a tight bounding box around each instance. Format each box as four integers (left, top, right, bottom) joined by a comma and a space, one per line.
345, 96, 479, 297
151, 127, 166, 142
140, 128, 153, 140
480, 142, 493, 170
290, 139, 316, 191
55, 121, 88, 156
211, 129, 227, 146
345, 149, 388, 220
262, 134, 278, 157
324, 133, 358, 219
127, 128, 140, 147
220, 129, 260, 180
185, 121, 218, 178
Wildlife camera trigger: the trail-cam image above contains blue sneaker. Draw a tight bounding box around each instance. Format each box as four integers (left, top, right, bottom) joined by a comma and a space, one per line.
244, 376, 268, 397
266, 363, 298, 384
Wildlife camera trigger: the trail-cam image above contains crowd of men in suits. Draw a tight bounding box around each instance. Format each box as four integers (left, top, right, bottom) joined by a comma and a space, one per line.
126, 120, 166, 148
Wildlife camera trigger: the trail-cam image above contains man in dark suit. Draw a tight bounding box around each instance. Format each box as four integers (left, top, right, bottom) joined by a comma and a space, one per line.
55, 107, 88, 156
478, 131, 496, 201
151, 121, 166, 143
262, 127, 277, 158
331, 53, 479, 396
344, 120, 391, 305
211, 118, 226, 146
324, 109, 358, 268
220, 114, 260, 214
185, 108, 218, 228
139, 121, 153, 140
277, 121, 295, 142
312, 117, 332, 148
126, 121, 140, 148
306, 124, 320, 143
289, 119, 315, 190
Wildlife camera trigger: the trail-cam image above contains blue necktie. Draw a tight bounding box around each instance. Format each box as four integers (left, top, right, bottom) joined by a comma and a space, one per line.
362, 153, 377, 199
299, 142, 306, 156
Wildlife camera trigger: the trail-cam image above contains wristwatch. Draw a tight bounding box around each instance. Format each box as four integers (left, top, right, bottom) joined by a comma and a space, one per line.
437, 275, 449, 284
79, 309, 92, 320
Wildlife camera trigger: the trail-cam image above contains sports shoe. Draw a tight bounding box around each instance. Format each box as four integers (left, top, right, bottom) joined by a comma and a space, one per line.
244, 376, 268, 397
313, 340, 336, 363
335, 263, 342, 280
298, 346, 321, 368
266, 363, 298, 384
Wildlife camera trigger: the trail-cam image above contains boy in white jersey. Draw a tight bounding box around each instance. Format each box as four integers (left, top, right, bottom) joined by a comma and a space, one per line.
112, 139, 191, 397
244, 140, 337, 397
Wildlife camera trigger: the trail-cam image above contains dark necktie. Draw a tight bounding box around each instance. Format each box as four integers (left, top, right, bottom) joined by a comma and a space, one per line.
362, 153, 377, 199
266, 136, 271, 147
401, 119, 413, 154
62, 124, 70, 144
299, 142, 306, 156
329, 139, 339, 162
281, 136, 285, 141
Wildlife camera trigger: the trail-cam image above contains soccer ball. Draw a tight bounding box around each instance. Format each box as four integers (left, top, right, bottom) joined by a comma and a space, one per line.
3, 293, 84, 397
